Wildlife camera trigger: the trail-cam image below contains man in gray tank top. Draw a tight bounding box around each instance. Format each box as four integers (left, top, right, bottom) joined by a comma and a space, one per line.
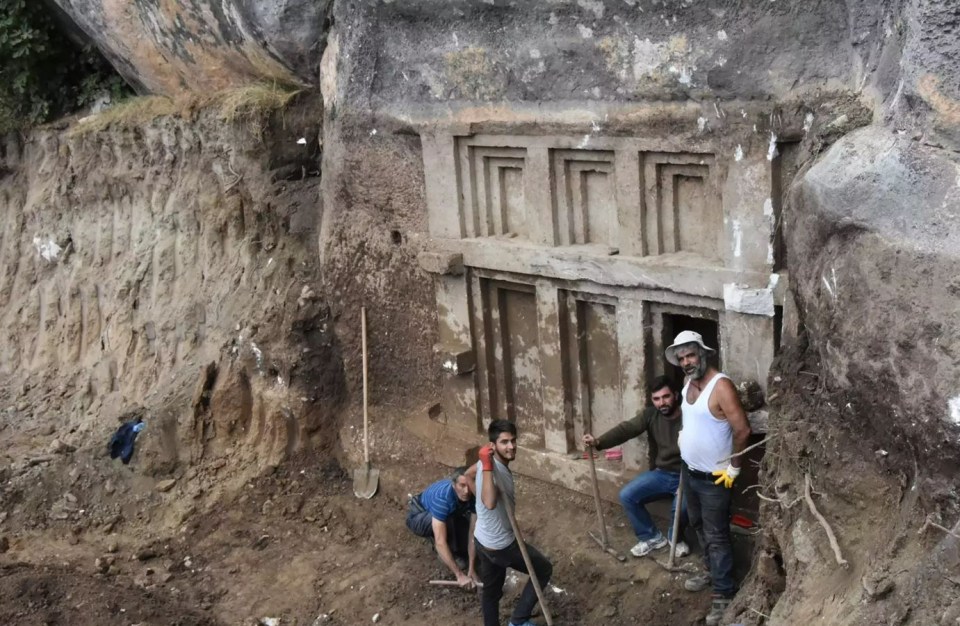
475, 419, 553, 626
666, 331, 752, 626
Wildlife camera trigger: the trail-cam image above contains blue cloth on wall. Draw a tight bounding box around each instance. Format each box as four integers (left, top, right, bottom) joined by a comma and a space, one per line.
108, 420, 145, 465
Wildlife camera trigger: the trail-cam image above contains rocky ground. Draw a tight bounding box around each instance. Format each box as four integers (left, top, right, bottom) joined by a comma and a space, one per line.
0, 401, 733, 626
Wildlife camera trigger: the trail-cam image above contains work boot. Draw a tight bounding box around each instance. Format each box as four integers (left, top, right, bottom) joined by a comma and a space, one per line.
683, 571, 711, 592
629, 533, 668, 557
704, 596, 732, 626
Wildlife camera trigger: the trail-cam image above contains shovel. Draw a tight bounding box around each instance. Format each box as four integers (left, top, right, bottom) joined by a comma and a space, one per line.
353, 306, 379, 499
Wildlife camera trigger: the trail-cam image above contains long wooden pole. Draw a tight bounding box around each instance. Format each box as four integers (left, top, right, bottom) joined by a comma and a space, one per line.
667, 467, 685, 569
498, 481, 554, 626
429, 579, 485, 588
587, 446, 609, 547
361, 306, 369, 467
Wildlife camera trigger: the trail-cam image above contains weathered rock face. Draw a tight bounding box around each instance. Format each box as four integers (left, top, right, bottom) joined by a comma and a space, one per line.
898, 0, 960, 148
337, 0, 887, 111
794, 128, 960, 452
0, 97, 340, 476
51, 0, 330, 94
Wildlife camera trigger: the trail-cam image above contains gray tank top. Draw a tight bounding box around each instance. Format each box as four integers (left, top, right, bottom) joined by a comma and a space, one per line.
474, 458, 515, 550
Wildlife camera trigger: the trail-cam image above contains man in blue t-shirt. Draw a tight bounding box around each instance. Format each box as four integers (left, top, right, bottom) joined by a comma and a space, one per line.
406, 466, 479, 588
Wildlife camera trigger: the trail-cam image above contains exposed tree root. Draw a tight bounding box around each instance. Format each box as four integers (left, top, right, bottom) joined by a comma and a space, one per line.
804, 473, 849, 569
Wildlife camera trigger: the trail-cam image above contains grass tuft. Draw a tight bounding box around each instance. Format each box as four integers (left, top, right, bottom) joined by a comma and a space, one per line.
68, 83, 301, 137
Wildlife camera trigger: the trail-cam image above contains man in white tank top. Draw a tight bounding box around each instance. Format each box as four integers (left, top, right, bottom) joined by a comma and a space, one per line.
665, 331, 752, 626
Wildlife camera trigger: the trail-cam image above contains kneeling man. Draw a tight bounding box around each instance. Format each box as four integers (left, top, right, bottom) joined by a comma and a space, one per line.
406, 466, 479, 588
583, 375, 689, 558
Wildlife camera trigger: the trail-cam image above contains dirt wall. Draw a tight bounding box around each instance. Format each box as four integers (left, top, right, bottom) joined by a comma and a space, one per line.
0, 96, 346, 491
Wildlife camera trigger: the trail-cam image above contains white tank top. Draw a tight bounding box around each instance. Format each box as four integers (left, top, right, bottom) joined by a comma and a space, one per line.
679, 373, 733, 473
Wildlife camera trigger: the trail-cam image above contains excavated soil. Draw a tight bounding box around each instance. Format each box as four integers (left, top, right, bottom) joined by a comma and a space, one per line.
0, 402, 728, 626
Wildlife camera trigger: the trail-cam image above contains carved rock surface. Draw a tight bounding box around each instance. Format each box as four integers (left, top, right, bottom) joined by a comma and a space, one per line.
51, 0, 330, 94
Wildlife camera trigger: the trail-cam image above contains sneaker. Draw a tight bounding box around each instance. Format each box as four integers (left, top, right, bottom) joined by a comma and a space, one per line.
509, 622, 538, 626
704, 596, 732, 626
672, 540, 690, 558
629, 534, 669, 557
684, 571, 711, 592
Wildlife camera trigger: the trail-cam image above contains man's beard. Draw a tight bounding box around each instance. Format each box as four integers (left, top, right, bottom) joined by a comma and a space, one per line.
657, 404, 674, 415
684, 361, 707, 380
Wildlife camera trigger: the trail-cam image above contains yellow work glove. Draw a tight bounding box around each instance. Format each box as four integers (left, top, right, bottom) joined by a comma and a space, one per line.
712, 464, 740, 489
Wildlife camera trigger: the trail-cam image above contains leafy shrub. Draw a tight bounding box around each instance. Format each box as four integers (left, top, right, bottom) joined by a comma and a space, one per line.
0, 0, 130, 132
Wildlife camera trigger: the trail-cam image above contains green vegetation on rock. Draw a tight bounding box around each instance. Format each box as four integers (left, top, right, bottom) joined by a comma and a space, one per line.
0, 0, 129, 132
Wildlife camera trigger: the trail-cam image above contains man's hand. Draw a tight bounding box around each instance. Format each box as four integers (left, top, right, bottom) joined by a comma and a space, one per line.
456, 571, 475, 589
712, 464, 740, 489
469, 568, 480, 586
478, 443, 495, 471
582, 434, 596, 448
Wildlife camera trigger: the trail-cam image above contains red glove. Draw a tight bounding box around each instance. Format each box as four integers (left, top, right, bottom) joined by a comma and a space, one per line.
479, 444, 495, 471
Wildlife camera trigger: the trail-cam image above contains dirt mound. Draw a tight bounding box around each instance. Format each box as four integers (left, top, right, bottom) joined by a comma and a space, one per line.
0, 562, 216, 626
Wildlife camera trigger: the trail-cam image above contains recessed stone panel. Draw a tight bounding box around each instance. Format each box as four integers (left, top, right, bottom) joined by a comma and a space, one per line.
562, 291, 622, 445
473, 276, 545, 448
458, 142, 529, 238
551, 150, 617, 246
643, 152, 719, 259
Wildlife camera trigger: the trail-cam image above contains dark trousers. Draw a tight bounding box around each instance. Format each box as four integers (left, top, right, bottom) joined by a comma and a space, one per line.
683, 466, 735, 597
476, 539, 552, 626
406, 500, 471, 558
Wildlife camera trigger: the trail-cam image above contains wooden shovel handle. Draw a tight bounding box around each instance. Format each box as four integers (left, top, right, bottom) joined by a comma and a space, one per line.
667, 467, 685, 569
587, 445, 609, 547
500, 487, 554, 626
362, 306, 369, 465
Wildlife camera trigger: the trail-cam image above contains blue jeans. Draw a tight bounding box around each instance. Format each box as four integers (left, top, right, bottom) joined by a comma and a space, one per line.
619, 468, 687, 542
683, 466, 735, 597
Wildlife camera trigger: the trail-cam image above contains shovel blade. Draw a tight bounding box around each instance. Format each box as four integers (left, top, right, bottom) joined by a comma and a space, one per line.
353, 466, 380, 499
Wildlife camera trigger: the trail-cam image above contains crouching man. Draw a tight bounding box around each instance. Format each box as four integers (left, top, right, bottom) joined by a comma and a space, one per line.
406, 466, 479, 588
583, 375, 689, 559
476, 419, 553, 626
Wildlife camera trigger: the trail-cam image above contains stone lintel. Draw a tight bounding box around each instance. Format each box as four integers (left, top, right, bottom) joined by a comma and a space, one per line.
426, 237, 784, 305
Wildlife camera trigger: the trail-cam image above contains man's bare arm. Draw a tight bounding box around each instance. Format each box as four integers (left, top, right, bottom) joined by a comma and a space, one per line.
481, 467, 498, 510
432, 517, 472, 586
465, 463, 478, 497
717, 379, 752, 468
467, 514, 478, 580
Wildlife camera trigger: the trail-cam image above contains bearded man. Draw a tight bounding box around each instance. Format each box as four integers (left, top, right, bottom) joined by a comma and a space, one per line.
666, 331, 751, 626
582, 376, 689, 558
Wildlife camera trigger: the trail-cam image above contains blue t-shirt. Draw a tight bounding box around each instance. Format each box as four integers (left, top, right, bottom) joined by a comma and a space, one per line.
419, 478, 475, 522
